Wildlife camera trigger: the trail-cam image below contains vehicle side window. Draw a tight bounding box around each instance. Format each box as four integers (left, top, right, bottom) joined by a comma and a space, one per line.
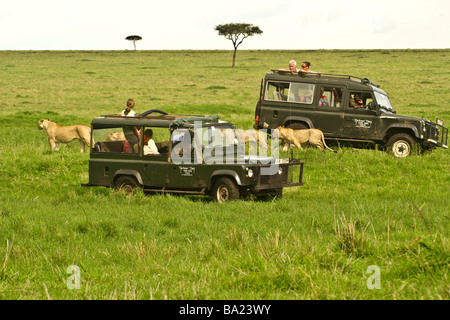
265, 81, 315, 104
92, 127, 171, 155
143, 127, 170, 156
92, 128, 130, 153
266, 82, 289, 101
288, 83, 315, 104
318, 87, 343, 108
347, 92, 374, 110
172, 129, 192, 147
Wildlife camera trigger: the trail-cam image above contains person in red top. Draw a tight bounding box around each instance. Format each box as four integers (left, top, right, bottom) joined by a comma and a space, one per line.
319, 88, 329, 107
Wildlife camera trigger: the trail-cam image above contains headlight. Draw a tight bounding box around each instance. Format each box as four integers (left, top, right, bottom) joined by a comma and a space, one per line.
278, 167, 283, 175
246, 168, 254, 178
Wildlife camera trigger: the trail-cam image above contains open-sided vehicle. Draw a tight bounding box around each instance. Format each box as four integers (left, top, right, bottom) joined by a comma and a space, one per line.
254, 70, 448, 157
83, 110, 304, 202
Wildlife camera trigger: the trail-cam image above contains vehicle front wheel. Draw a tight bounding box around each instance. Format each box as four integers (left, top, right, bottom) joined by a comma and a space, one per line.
386, 133, 416, 158
114, 175, 140, 195
213, 177, 240, 203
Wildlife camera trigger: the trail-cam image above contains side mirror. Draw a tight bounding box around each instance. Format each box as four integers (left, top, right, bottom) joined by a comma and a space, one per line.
367, 101, 376, 111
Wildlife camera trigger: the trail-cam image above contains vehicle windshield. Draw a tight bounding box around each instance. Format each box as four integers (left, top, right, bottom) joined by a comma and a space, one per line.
196, 125, 244, 163
374, 91, 395, 113
205, 126, 239, 148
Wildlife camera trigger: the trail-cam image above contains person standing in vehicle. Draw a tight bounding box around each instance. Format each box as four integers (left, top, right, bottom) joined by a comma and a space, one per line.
288, 60, 299, 72
119, 98, 137, 117
279, 60, 299, 72
119, 98, 141, 153
300, 61, 316, 73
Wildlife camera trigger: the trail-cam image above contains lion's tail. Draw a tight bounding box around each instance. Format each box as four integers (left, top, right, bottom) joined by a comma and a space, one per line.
321, 132, 337, 153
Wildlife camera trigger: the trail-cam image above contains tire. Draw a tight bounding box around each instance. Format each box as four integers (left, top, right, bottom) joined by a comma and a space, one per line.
287, 122, 308, 130
114, 175, 140, 195
213, 177, 240, 203
386, 133, 416, 158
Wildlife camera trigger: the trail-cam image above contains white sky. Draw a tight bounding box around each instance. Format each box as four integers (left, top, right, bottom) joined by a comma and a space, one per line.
1, 0, 449, 50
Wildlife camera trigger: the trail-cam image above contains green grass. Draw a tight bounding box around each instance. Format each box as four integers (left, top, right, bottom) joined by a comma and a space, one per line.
0, 50, 449, 300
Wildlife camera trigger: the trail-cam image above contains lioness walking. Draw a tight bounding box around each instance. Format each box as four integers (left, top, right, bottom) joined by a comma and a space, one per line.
37, 119, 91, 152
276, 126, 336, 153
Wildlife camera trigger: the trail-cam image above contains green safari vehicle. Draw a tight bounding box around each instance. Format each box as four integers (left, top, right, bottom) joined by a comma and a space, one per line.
83, 109, 304, 202
254, 70, 448, 157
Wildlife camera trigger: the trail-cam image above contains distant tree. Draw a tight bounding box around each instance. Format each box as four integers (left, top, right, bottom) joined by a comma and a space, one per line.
215, 23, 263, 68
125, 35, 142, 51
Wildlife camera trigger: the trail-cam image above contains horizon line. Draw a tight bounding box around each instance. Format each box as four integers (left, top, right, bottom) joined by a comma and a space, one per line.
1, 48, 449, 52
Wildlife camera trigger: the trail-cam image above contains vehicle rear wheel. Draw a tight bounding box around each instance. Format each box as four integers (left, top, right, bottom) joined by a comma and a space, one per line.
213, 177, 240, 203
114, 176, 140, 195
287, 122, 308, 130
386, 133, 416, 158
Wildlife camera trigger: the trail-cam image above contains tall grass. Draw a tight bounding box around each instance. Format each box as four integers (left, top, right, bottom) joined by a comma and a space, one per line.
0, 50, 449, 299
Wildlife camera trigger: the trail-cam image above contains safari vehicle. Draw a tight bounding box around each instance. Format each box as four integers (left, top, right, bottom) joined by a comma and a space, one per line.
83, 110, 304, 202
254, 70, 448, 157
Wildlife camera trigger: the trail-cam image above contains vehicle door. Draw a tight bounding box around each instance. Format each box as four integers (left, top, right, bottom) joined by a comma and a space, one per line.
140, 126, 170, 187
342, 91, 379, 139
313, 86, 345, 136
166, 128, 205, 189
286, 82, 316, 125
90, 126, 143, 187
261, 81, 315, 128
261, 81, 290, 127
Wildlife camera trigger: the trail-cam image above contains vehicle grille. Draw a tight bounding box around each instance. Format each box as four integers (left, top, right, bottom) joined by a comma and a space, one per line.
426, 121, 448, 147
256, 161, 303, 189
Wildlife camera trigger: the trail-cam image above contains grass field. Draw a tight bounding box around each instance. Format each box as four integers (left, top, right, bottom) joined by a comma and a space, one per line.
0, 49, 449, 300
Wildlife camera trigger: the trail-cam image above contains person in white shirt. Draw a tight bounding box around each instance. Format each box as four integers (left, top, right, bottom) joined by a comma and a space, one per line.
119, 98, 137, 117
143, 129, 159, 155
279, 60, 299, 72
288, 60, 299, 72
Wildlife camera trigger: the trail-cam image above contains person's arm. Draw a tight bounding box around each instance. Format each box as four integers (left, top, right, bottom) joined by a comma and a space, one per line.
133, 126, 141, 138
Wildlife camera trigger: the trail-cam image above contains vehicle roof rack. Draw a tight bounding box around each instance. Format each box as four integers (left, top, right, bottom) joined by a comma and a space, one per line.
98, 112, 220, 124
170, 115, 220, 128
270, 69, 380, 88
100, 113, 203, 120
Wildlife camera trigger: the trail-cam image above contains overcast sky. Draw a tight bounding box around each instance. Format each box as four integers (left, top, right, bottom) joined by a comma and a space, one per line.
1, 0, 449, 50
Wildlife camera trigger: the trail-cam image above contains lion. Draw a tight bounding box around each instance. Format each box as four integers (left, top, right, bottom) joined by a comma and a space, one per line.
276, 126, 336, 153
106, 131, 126, 141
235, 129, 269, 150
37, 119, 91, 152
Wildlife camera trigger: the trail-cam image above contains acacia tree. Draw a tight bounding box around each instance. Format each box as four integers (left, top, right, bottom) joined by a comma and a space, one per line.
125, 35, 142, 50
215, 23, 263, 67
